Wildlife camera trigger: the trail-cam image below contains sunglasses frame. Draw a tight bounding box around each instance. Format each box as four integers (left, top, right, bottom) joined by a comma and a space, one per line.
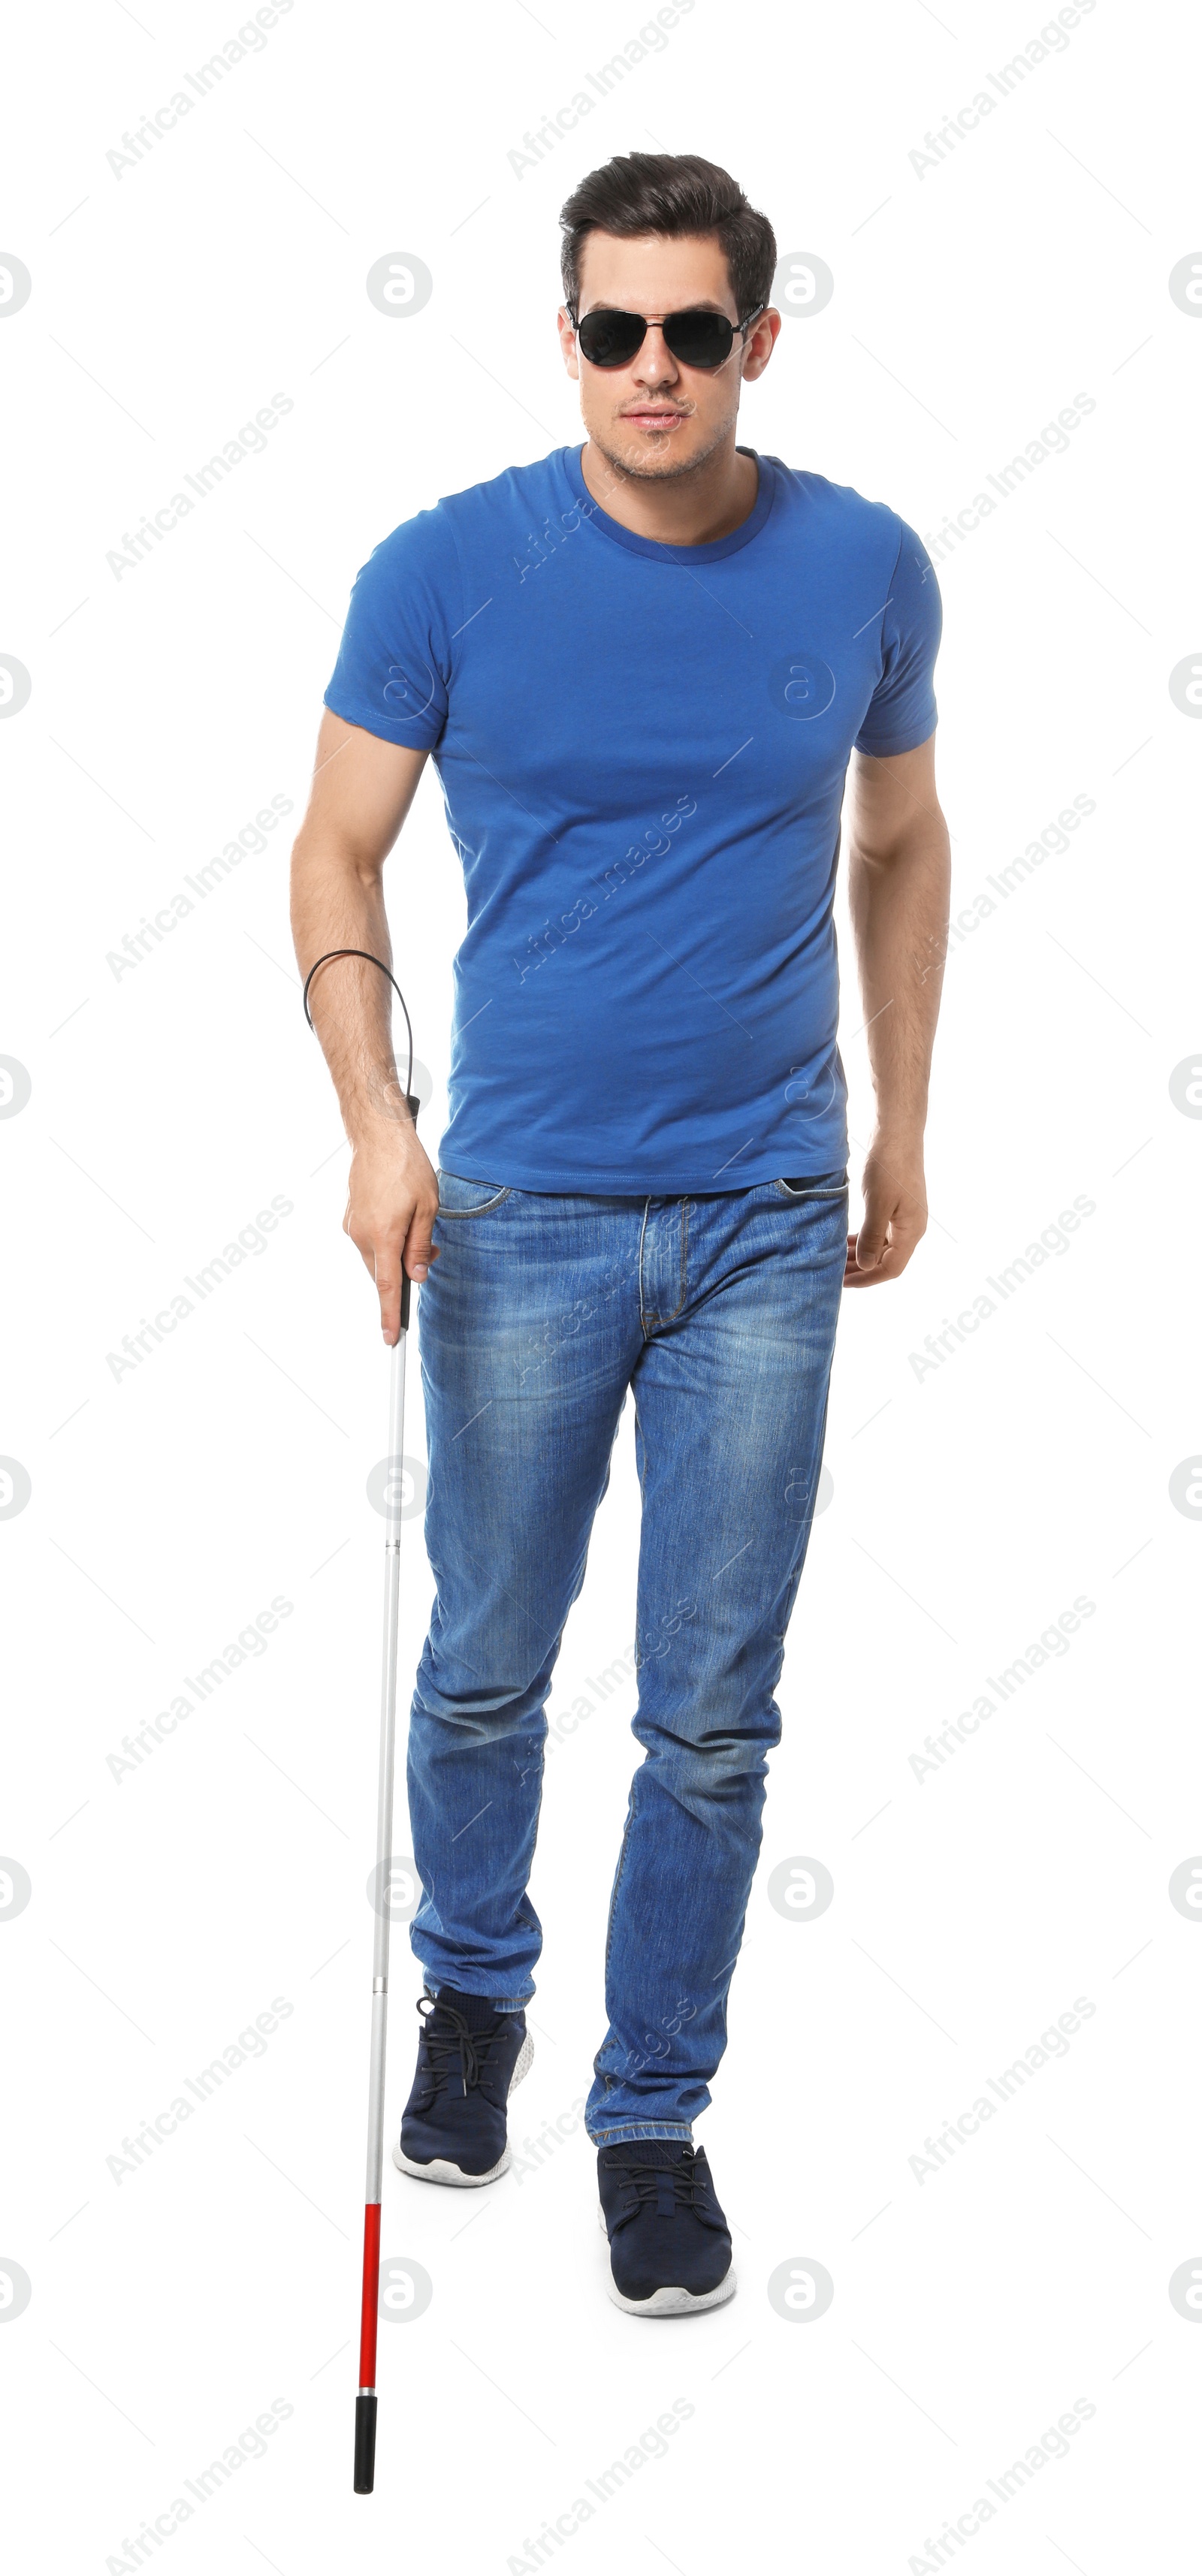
565, 300, 768, 370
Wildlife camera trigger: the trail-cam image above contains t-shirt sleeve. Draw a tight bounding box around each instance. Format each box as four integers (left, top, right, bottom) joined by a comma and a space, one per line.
853, 520, 941, 758
323, 506, 461, 749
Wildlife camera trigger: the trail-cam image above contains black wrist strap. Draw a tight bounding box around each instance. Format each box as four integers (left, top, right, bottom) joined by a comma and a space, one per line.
301, 948, 416, 1118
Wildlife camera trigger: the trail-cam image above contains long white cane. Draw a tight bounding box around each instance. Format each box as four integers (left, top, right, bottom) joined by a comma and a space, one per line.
355, 1298, 409, 2493
300, 946, 419, 2497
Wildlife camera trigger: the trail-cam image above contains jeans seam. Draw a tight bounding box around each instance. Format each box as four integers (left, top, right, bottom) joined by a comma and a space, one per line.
436, 1190, 512, 1219
589, 2122, 693, 2144
603, 1772, 639, 1983
637, 1196, 654, 1338
638, 1195, 692, 1332
657, 1193, 690, 1325
772, 1175, 847, 1202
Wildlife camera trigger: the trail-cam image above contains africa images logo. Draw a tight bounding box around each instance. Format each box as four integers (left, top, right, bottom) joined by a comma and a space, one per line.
769, 653, 837, 720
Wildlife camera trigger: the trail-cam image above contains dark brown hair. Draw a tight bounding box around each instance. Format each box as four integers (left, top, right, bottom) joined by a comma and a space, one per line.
559, 152, 777, 318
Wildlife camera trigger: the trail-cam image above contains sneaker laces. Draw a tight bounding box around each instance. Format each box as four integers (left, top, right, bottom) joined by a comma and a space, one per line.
610, 2149, 709, 2227
415, 1993, 508, 2098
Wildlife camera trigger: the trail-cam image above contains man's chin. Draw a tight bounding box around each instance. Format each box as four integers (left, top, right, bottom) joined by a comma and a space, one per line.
593, 427, 714, 484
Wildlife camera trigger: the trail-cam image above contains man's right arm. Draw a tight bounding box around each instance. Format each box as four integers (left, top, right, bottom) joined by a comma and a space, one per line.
289, 708, 439, 1347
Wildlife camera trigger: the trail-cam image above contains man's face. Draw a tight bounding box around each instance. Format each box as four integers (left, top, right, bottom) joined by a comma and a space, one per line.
557, 231, 779, 484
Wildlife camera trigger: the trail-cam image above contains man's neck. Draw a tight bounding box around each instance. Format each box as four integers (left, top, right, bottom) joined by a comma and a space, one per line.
578, 437, 760, 548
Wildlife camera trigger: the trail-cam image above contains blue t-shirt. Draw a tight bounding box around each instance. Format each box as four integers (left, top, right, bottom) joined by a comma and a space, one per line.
324, 445, 940, 1192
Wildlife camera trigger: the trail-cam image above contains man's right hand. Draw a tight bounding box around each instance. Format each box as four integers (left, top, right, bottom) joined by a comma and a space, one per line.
343, 1121, 441, 1345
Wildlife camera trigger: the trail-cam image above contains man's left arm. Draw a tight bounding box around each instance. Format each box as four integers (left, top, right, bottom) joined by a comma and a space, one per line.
843, 733, 950, 1286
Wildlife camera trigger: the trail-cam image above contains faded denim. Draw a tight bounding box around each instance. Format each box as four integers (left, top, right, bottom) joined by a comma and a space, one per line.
407, 1169, 847, 2144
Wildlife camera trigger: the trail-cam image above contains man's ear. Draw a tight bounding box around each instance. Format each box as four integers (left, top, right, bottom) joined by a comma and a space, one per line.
557, 306, 581, 380
741, 309, 782, 382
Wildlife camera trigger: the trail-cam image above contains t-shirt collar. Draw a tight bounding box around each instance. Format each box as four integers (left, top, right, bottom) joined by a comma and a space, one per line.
560, 441, 775, 564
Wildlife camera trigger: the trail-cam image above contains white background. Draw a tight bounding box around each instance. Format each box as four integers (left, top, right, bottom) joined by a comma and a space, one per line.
3, 2, 1200, 2569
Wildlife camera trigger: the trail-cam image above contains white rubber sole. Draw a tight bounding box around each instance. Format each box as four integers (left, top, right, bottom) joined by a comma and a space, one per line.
392, 2029, 533, 2186
597, 2202, 738, 2314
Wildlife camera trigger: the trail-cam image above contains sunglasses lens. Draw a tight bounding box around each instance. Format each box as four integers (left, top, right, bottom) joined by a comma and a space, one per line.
575, 310, 739, 368
577, 309, 645, 367
663, 312, 735, 367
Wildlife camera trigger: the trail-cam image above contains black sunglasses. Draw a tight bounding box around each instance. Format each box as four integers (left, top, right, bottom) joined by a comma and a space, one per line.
566, 302, 766, 370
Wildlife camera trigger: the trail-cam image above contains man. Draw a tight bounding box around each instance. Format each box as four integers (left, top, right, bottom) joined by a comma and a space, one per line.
291, 152, 948, 2317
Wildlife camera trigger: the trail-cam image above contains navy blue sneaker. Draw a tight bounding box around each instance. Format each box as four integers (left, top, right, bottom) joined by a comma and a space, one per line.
393, 1988, 533, 2186
597, 2141, 736, 2315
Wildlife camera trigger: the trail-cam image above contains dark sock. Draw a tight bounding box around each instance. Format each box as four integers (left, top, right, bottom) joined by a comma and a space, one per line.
427, 1984, 514, 2033
599, 2139, 693, 2169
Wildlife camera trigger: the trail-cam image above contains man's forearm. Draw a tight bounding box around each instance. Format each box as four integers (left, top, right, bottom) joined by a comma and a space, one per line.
847, 812, 950, 1138
288, 716, 436, 1338
289, 713, 430, 1145
840, 739, 950, 1286
290, 827, 415, 1141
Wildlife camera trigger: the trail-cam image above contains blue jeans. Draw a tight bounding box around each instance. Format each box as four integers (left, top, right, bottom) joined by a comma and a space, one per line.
407, 1171, 847, 2145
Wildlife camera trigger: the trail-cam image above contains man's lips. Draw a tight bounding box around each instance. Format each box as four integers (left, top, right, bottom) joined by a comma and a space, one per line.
621, 406, 690, 428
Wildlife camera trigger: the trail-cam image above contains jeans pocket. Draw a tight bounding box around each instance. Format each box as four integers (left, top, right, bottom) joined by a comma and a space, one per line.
773, 1171, 848, 1201
436, 1169, 512, 1217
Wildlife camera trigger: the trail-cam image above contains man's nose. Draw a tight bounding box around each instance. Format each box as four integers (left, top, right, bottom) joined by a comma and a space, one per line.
632, 325, 681, 385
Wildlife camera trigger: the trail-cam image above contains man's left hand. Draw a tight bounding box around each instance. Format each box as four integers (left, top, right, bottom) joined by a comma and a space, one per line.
844, 1134, 928, 1286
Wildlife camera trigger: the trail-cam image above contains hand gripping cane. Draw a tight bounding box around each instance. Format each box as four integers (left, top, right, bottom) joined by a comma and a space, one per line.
300, 949, 419, 2497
